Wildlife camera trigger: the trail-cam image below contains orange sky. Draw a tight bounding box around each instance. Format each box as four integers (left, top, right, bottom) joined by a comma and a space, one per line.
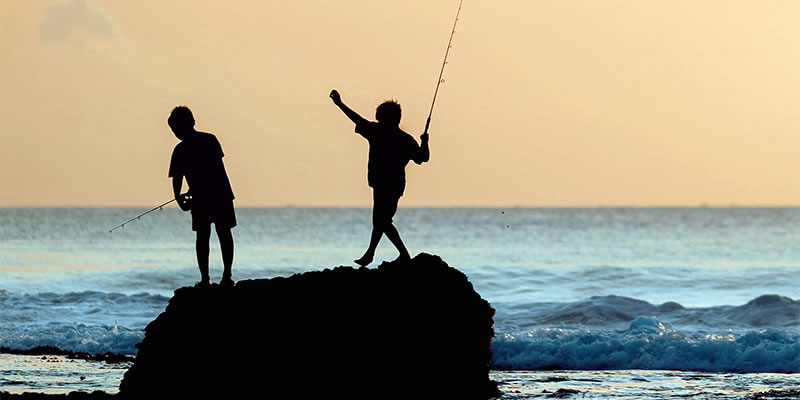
1, 0, 798, 207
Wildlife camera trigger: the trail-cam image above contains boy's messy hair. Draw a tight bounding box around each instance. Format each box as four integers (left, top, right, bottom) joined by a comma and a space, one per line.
375, 100, 401, 125
168, 106, 195, 129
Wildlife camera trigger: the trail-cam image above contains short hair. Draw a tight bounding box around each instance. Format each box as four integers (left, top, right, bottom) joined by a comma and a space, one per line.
168, 106, 195, 129
375, 100, 401, 125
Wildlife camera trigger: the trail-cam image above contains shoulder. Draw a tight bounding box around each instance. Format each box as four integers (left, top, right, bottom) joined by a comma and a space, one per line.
197, 131, 225, 157
196, 131, 223, 147
399, 129, 418, 144
197, 131, 218, 141
355, 121, 379, 139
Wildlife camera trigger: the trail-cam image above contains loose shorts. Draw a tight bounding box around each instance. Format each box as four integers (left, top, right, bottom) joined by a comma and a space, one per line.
191, 198, 237, 231
372, 189, 401, 226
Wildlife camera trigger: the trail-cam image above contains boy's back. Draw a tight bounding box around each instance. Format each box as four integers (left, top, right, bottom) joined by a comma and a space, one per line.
355, 121, 423, 196
169, 131, 234, 202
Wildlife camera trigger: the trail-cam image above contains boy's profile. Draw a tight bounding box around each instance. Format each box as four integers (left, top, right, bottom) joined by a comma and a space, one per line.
329, 90, 430, 266
167, 106, 236, 286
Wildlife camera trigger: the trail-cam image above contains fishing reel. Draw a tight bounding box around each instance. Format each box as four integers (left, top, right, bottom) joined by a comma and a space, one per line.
178, 192, 193, 211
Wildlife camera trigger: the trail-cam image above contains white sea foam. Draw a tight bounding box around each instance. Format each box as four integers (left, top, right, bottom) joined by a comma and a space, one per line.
491, 295, 800, 372
492, 317, 800, 373
0, 291, 167, 355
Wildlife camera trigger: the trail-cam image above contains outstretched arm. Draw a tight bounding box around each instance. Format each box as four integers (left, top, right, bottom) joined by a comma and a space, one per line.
412, 133, 430, 164
330, 90, 367, 126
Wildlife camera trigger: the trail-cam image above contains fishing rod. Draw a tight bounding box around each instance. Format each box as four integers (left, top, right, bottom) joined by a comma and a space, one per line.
108, 198, 176, 233
424, 0, 463, 135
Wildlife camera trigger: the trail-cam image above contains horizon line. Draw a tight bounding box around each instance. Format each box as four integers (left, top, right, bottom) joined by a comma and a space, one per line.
1, 204, 799, 209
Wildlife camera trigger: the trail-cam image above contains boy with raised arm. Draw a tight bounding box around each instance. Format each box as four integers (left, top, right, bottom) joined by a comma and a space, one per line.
167, 106, 236, 286
329, 90, 430, 266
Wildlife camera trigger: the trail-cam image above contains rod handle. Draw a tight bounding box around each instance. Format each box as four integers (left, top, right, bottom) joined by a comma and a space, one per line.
424, 116, 431, 135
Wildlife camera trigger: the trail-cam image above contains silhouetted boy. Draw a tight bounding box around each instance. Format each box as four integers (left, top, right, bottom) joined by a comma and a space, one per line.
167, 106, 236, 286
329, 90, 430, 266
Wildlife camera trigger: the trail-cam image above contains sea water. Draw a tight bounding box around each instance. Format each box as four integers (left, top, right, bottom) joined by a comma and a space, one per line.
0, 207, 798, 397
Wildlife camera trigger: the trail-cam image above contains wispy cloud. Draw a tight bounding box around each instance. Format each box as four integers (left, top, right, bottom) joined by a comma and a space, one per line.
40, 0, 114, 42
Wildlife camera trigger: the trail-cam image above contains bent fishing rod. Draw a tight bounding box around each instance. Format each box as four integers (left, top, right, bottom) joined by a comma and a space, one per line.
424, 0, 463, 135
108, 198, 175, 233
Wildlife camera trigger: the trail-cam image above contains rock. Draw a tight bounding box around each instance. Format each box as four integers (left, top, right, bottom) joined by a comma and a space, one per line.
549, 388, 581, 398
119, 253, 500, 399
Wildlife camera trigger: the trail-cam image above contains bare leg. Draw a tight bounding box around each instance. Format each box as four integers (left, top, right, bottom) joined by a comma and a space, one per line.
216, 225, 234, 281
355, 221, 382, 266
383, 223, 410, 261
196, 226, 211, 283
356, 190, 405, 266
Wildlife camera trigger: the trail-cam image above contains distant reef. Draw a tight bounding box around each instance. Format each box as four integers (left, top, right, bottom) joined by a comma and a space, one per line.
118, 253, 500, 399
0, 346, 132, 364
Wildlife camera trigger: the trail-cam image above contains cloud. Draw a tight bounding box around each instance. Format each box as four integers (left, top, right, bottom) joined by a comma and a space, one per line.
40, 0, 114, 42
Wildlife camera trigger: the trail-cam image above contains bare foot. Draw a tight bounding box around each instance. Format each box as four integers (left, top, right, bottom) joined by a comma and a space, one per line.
354, 254, 373, 267
195, 278, 211, 288
220, 275, 234, 287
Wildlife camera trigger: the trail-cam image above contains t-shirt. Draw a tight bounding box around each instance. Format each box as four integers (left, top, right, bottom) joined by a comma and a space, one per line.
168, 131, 234, 202
355, 121, 424, 196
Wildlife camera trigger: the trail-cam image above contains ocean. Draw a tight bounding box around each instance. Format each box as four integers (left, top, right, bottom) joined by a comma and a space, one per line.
1, 207, 798, 398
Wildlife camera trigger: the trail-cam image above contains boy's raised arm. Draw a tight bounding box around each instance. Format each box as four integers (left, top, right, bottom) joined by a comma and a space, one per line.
330, 89, 367, 126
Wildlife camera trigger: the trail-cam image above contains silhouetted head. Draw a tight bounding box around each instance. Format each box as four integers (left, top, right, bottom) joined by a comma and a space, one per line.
168, 106, 195, 140
375, 100, 401, 126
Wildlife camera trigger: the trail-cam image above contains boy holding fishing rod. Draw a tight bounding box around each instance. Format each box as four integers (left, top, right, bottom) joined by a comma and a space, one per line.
167, 106, 236, 287
329, 90, 430, 266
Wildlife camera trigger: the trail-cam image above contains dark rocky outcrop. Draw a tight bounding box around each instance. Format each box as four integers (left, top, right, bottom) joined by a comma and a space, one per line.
119, 253, 500, 399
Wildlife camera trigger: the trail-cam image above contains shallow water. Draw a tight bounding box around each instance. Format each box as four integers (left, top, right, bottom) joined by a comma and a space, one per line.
0, 354, 129, 394
491, 370, 800, 399
2, 357, 797, 399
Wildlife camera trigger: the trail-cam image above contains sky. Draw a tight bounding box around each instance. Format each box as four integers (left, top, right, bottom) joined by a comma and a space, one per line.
1, 0, 798, 207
